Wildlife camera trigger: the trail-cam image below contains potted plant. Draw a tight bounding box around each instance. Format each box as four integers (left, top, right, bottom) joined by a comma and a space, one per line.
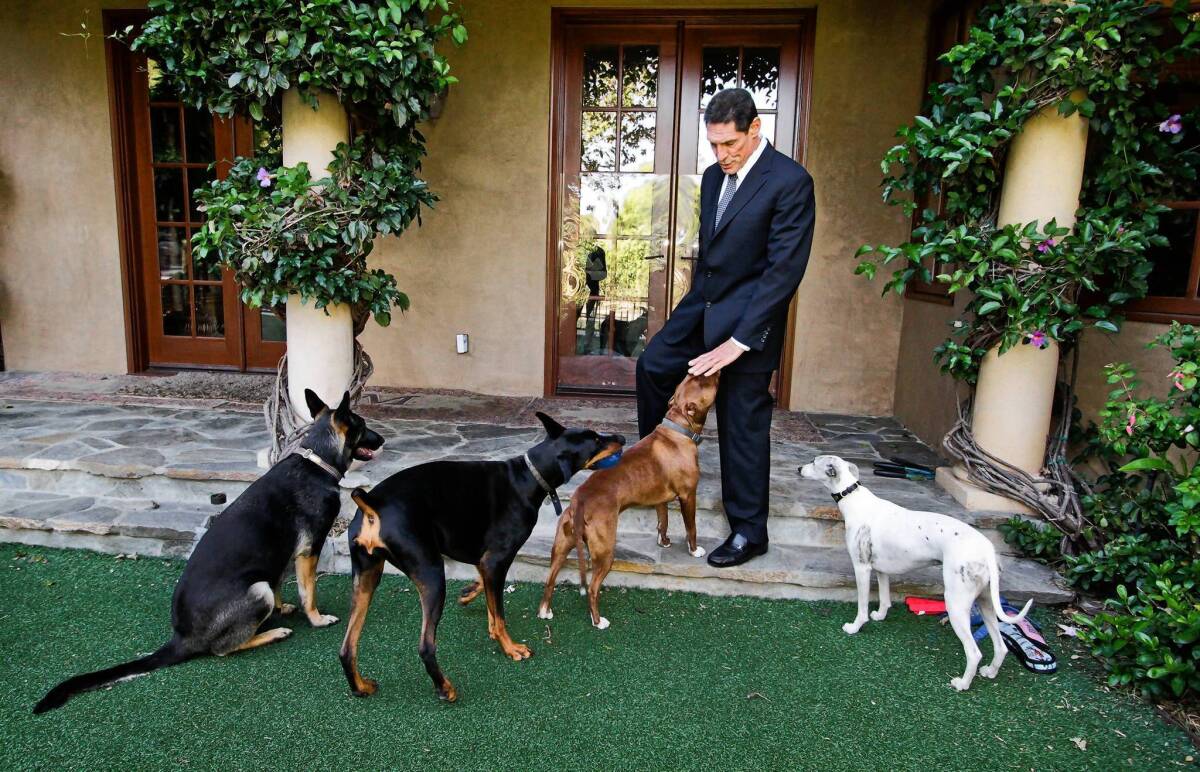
127, 0, 467, 457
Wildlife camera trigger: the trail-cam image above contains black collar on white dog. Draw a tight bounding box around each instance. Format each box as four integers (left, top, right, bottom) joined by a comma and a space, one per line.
523, 453, 564, 516
832, 481, 860, 502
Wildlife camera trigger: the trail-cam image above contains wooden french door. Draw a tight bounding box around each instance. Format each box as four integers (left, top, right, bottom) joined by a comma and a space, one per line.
107, 10, 285, 371
549, 11, 811, 402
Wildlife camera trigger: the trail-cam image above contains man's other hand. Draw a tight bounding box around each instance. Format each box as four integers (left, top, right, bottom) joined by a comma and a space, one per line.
687, 338, 746, 376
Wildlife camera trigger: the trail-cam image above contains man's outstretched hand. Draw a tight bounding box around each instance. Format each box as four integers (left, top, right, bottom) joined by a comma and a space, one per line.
688, 339, 746, 376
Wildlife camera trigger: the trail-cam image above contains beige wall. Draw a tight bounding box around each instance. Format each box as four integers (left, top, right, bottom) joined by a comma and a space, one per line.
0, 1, 133, 373
1075, 322, 1179, 420
362, 0, 933, 411
892, 304, 1181, 449
0, 0, 928, 414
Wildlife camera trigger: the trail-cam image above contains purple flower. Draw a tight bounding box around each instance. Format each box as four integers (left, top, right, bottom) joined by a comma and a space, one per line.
1159, 114, 1183, 134
1036, 238, 1057, 254
1027, 330, 1047, 349
256, 167, 272, 188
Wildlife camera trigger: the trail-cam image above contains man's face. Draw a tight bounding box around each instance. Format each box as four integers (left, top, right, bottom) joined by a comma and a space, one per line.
707, 117, 761, 175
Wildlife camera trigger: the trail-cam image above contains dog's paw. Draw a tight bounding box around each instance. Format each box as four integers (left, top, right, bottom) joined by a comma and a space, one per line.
503, 642, 532, 661
657, 534, 671, 548
950, 677, 971, 692
580, 587, 588, 597
351, 678, 379, 697
689, 545, 707, 558
267, 627, 293, 642
979, 665, 999, 680
437, 680, 458, 702
842, 622, 863, 635
593, 617, 610, 630
277, 603, 297, 615
310, 613, 339, 628
537, 606, 553, 620
870, 609, 888, 622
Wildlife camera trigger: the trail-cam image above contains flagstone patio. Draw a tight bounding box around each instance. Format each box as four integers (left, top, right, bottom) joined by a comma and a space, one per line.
0, 371, 1070, 602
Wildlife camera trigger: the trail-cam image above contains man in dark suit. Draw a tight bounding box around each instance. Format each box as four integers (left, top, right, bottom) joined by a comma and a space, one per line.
636, 88, 815, 568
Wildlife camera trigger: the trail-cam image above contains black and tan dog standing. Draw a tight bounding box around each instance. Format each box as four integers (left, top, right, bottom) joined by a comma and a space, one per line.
34, 390, 384, 714
339, 412, 624, 702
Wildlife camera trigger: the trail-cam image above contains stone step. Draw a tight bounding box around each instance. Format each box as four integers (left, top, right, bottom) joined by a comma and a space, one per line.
0, 455, 1027, 556
0, 486, 1071, 605
318, 532, 1072, 605
524, 500, 1022, 556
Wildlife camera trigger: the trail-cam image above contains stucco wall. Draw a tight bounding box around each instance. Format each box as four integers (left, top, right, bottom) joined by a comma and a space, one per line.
361, 0, 932, 411
893, 305, 1180, 450
892, 296, 963, 449
0, 1, 132, 373
0, 0, 927, 414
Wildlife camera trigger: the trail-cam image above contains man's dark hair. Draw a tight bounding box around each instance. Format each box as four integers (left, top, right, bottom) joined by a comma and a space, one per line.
703, 88, 758, 132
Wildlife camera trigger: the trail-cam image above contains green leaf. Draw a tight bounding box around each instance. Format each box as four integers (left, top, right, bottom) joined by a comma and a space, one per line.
248, 102, 263, 121
1118, 457, 1174, 473
227, 71, 244, 88
1095, 320, 1120, 333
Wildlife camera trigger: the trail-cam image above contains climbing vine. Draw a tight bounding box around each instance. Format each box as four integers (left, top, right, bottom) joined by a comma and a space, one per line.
855, 0, 1200, 382
126, 0, 467, 324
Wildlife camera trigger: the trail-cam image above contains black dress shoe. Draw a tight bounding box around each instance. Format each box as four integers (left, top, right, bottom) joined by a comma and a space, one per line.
707, 533, 768, 568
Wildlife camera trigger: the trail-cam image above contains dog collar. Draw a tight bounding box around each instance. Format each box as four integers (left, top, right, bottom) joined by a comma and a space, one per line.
523, 453, 563, 517
295, 448, 343, 481
832, 481, 860, 502
660, 418, 703, 444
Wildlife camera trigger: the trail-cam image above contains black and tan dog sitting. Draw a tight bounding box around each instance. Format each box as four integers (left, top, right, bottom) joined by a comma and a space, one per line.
339, 412, 624, 702
34, 390, 384, 714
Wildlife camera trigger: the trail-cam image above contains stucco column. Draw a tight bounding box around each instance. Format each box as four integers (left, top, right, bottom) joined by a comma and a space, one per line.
937, 93, 1088, 513
280, 88, 354, 425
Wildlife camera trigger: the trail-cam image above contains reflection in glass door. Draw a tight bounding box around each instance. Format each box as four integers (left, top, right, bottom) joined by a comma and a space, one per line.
552, 18, 806, 396
557, 28, 678, 391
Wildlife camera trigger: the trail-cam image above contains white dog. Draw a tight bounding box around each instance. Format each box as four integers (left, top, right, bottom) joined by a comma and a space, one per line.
799, 454, 1032, 691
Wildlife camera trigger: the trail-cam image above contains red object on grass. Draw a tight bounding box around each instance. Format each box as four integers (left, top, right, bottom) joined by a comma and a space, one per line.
905, 597, 946, 615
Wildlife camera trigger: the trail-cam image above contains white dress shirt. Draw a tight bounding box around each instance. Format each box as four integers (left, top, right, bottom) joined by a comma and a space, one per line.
716, 137, 770, 352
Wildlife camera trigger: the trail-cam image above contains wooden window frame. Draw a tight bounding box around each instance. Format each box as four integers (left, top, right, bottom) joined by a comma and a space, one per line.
544, 8, 815, 408
1126, 201, 1200, 324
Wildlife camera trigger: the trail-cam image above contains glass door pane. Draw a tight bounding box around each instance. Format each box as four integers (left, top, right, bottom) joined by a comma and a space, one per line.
556, 30, 677, 392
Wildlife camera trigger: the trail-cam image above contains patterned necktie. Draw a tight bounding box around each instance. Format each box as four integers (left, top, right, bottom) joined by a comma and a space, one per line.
714, 172, 738, 229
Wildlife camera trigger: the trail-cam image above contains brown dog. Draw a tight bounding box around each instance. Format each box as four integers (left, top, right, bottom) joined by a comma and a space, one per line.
537, 373, 719, 629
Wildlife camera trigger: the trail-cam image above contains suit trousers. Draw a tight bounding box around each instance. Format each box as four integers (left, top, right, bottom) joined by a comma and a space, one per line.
635, 324, 774, 544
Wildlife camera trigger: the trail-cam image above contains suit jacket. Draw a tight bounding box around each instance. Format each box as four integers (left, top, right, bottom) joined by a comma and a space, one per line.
659, 143, 815, 373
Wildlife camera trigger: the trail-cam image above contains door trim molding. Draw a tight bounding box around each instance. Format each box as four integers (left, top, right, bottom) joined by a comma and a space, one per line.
544, 8, 817, 409
104, 9, 151, 373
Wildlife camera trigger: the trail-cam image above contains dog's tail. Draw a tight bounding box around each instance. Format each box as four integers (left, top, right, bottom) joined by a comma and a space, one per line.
33, 636, 194, 714
570, 499, 589, 590
988, 556, 1033, 624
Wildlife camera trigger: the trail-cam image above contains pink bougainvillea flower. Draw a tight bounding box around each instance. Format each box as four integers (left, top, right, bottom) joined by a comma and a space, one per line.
1036, 238, 1057, 254
1159, 114, 1184, 134
256, 167, 272, 188
1026, 330, 1048, 349
1116, 225, 1126, 235
1126, 411, 1137, 436
1170, 370, 1187, 391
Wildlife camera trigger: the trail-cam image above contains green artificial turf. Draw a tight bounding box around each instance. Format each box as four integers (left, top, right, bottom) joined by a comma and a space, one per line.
0, 544, 1193, 771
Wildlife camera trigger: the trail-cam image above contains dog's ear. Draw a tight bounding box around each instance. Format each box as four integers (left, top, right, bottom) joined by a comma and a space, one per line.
334, 390, 353, 424
847, 462, 860, 480
304, 389, 327, 419
685, 401, 697, 417
535, 411, 565, 439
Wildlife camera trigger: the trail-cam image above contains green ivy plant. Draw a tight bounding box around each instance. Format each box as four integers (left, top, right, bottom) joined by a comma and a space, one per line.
127, 0, 468, 325
855, 0, 1200, 382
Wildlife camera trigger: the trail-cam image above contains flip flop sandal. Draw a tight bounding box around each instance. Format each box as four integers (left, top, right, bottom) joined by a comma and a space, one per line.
999, 622, 1057, 673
